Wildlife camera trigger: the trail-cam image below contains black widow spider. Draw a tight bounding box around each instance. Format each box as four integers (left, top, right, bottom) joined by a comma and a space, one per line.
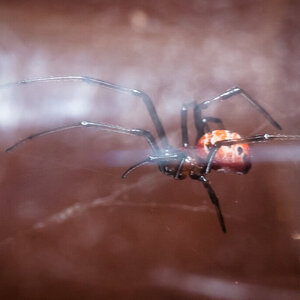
2, 76, 300, 233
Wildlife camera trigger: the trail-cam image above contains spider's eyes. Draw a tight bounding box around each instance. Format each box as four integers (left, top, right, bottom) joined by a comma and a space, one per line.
237, 146, 244, 155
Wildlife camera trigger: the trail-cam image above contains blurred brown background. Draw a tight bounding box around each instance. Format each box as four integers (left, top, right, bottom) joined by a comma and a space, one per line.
0, 0, 299, 299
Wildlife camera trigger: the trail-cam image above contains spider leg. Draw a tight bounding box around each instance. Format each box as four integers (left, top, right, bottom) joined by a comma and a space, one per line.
194, 116, 226, 142
182, 101, 225, 145
181, 101, 196, 147
181, 104, 189, 148
0, 76, 169, 148
194, 87, 281, 139
182, 101, 226, 144
204, 133, 300, 174
197, 175, 226, 233
5, 121, 161, 154
202, 117, 225, 131
181, 101, 223, 146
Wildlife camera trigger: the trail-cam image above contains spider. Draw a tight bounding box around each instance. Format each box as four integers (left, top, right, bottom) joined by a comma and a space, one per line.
2, 76, 300, 233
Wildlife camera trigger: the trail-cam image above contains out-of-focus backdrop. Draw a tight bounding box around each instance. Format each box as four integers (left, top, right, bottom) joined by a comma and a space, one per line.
0, 0, 299, 299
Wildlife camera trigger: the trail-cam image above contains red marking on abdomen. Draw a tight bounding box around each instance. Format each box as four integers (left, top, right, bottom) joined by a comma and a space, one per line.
197, 130, 251, 174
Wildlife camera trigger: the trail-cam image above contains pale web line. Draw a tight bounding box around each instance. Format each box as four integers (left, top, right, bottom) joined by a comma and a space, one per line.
0, 173, 246, 246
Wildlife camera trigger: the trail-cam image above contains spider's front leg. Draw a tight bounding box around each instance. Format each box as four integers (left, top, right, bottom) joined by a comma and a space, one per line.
5, 121, 161, 153
0, 76, 169, 148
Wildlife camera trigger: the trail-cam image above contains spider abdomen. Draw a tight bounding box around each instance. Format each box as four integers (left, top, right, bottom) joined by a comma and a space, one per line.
196, 130, 251, 174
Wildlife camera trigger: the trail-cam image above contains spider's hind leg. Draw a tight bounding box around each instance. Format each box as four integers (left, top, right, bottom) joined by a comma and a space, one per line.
0, 76, 170, 148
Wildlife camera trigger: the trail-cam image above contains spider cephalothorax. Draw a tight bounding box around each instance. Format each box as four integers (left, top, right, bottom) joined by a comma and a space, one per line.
2, 76, 300, 233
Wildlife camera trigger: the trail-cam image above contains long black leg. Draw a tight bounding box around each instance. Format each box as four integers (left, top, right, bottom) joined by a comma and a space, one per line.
204, 133, 300, 174
197, 175, 226, 233
179, 101, 199, 179
202, 117, 225, 131
181, 101, 221, 147
181, 101, 225, 145
194, 103, 208, 139
5, 121, 161, 154
194, 116, 226, 142
194, 87, 282, 141
0, 76, 169, 149
181, 104, 189, 148
181, 100, 225, 144
180, 101, 196, 148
